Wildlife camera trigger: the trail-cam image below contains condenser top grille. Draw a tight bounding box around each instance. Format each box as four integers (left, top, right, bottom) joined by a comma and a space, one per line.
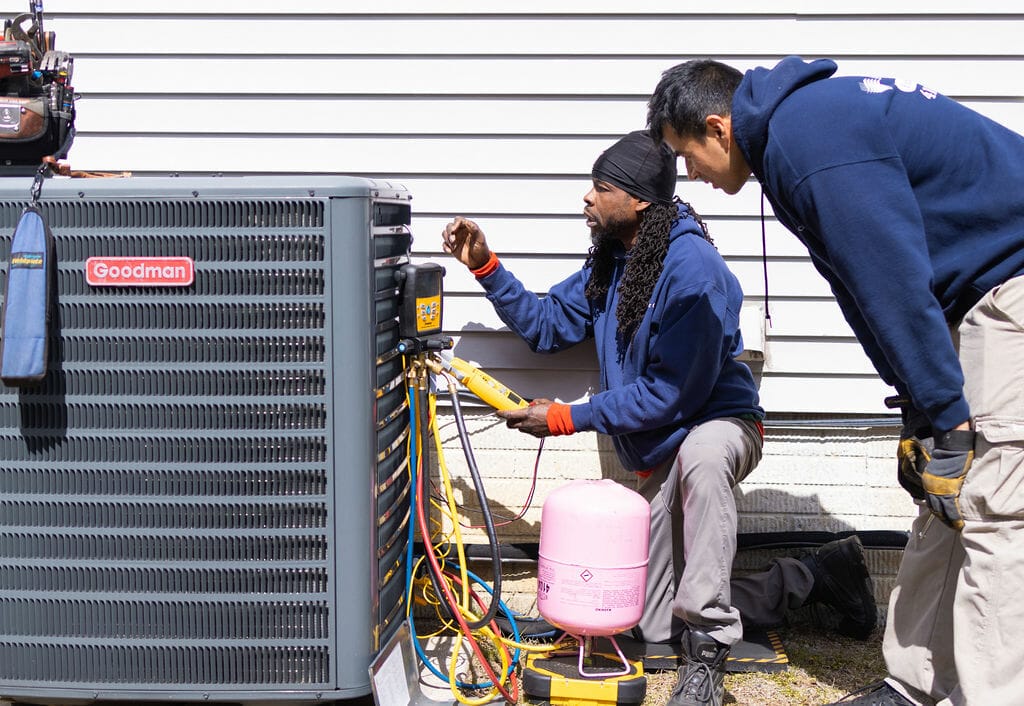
0, 199, 326, 231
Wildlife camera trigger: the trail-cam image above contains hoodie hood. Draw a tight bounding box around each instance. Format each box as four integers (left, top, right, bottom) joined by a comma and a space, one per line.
732, 56, 837, 181
668, 200, 698, 242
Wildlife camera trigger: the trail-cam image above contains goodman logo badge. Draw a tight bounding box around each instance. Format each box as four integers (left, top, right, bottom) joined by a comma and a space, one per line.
86, 256, 195, 287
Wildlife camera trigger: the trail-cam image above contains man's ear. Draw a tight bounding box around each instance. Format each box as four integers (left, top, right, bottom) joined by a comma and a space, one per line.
705, 114, 732, 143
634, 199, 652, 214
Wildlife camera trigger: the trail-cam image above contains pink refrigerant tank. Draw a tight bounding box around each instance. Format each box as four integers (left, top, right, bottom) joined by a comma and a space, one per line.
537, 479, 651, 636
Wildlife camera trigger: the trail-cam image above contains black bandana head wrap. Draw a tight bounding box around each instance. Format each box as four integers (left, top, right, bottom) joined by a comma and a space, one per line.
591, 130, 677, 206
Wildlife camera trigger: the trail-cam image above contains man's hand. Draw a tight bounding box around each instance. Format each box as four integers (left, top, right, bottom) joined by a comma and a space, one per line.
920, 429, 975, 531
897, 435, 931, 501
497, 399, 554, 438
888, 397, 974, 529
442, 217, 492, 271
889, 396, 932, 500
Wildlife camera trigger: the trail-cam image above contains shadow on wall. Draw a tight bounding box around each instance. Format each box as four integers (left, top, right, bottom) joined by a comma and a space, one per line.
445, 474, 541, 541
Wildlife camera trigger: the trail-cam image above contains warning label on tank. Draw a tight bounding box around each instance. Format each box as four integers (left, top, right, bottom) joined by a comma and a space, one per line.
537, 563, 642, 610
600, 586, 641, 609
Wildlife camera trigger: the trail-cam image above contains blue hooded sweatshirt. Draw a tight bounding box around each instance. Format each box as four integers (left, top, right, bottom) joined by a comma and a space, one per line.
475, 203, 763, 471
731, 57, 1024, 435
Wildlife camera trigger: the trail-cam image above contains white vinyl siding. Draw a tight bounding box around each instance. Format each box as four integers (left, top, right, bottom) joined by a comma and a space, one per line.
10, 3, 1022, 551
22, 3, 1020, 416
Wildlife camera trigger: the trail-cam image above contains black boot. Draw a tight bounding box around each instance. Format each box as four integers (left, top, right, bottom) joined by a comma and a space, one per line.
800, 535, 877, 640
667, 627, 729, 706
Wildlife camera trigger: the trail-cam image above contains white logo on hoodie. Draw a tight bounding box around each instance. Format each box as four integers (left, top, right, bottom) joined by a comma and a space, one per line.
859, 78, 892, 93
860, 76, 937, 100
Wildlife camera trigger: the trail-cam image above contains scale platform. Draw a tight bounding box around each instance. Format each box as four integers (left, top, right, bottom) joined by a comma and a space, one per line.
522, 628, 787, 705
523, 649, 646, 706
593, 628, 789, 674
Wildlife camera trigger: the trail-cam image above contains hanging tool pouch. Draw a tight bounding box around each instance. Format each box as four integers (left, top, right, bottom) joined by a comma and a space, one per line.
1, 205, 54, 385
0, 95, 55, 159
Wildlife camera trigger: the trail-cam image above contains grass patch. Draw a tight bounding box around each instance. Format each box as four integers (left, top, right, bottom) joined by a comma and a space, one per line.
642, 624, 885, 706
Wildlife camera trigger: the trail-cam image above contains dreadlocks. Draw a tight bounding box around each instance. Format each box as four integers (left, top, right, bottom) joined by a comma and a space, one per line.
584, 198, 714, 343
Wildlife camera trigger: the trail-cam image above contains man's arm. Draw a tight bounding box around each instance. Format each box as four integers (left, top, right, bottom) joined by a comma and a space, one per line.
441, 217, 593, 353
574, 285, 734, 435
791, 159, 969, 434
497, 282, 737, 438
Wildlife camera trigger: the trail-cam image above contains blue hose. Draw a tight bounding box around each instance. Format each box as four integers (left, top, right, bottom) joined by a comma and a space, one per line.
408, 569, 522, 690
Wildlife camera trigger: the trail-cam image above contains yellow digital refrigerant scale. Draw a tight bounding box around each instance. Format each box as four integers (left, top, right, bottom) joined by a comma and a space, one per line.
521, 629, 789, 706
522, 641, 647, 706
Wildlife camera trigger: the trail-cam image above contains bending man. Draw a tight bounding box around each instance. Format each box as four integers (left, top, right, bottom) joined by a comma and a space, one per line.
648, 56, 1024, 706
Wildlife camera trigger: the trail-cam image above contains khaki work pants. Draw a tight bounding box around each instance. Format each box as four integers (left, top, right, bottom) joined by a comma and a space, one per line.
885, 275, 1024, 706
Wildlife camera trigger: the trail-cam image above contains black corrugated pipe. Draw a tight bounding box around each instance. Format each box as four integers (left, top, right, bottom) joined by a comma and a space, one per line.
442, 530, 910, 565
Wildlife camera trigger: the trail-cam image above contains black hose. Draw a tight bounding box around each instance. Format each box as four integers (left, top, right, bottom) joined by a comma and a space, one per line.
448, 385, 503, 630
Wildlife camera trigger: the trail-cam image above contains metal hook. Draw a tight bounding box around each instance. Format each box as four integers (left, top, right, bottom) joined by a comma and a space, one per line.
30, 161, 47, 205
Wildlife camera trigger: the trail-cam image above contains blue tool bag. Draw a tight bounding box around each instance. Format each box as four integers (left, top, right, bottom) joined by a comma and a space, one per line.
1, 205, 54, 386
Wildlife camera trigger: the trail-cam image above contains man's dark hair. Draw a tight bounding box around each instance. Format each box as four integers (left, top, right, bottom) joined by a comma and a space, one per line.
647, 59, 743, 141
584, 198, 713, 347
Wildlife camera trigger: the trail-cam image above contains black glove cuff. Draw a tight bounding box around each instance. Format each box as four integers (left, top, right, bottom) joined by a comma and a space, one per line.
886, 395, 933, 440
884, 395, 907, 410
936, 429, 975, 452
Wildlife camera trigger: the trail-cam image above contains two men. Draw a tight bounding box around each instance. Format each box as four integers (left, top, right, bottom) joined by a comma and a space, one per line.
648, 57, 1024, 706
442, 131, 875, 706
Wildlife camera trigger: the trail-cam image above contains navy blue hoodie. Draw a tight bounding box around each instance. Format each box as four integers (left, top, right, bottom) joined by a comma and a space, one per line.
732, 56, 1024, 434
475, 204, 763, 471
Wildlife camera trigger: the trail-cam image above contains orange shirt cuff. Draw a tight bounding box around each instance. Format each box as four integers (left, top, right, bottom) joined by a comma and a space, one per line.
546, 403, 575, 436
470, 252, 500, 279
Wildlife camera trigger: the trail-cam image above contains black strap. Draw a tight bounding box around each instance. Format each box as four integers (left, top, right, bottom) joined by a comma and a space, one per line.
29, 124, 76, 205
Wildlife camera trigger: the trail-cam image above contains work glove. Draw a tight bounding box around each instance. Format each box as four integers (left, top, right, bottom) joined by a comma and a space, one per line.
887, 396, 931, 501
920, 429, 975, 531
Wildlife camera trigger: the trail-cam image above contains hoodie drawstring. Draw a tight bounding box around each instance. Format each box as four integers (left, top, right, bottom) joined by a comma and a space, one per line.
760, 189, 772, 325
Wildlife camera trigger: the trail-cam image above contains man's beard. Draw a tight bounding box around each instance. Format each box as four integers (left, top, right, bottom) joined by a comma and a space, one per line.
589, 216, 633, 246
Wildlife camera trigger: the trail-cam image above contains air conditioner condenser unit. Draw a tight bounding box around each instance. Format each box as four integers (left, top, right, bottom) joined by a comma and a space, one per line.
0, 176, 414, 704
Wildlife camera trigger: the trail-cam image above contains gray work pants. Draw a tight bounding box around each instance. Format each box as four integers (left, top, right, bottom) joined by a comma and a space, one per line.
632, 417, 814, 647
885, 275, 1024, 706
